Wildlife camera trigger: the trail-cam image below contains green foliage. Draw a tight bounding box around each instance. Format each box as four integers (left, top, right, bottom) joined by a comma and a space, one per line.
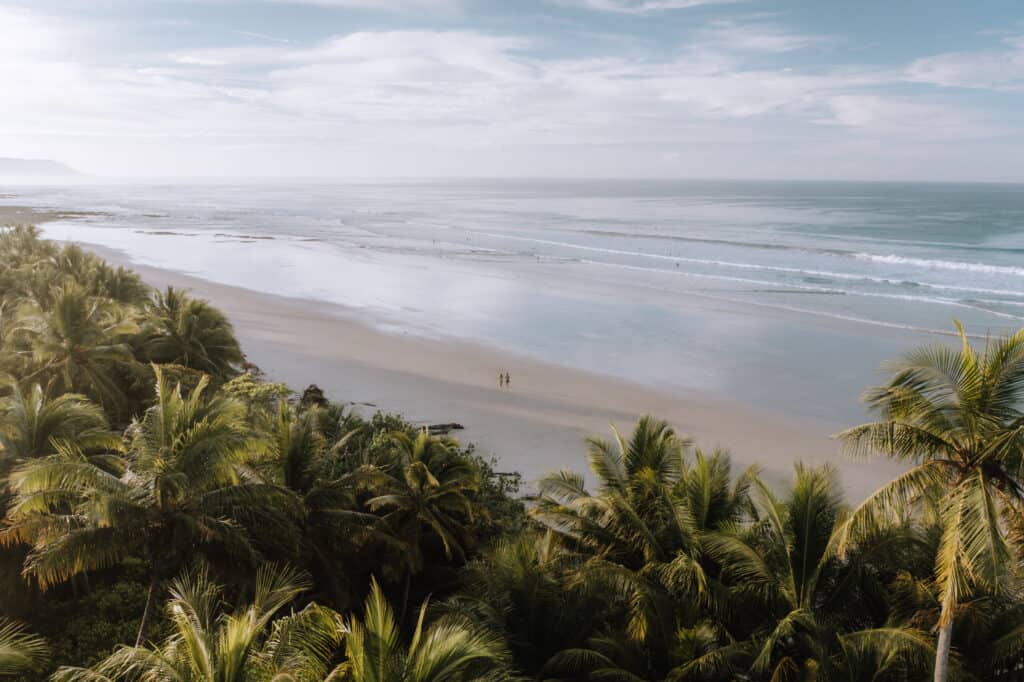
221, 371, 291, 414
0, 618, 48, 677
138, 286, 245, 379
53, 564, 342, 682
327, 578, 513, 681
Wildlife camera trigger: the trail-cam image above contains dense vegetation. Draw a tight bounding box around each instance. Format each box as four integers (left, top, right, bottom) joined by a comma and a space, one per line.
0, 224, 1022, 681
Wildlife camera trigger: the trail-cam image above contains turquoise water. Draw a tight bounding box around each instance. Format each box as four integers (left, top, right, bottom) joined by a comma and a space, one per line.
5, 179, 1023, 423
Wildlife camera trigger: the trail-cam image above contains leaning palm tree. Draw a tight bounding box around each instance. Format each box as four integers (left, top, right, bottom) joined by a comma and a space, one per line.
52, 564, 342, 682
0, 618, 48, 677
835, 323, 1024, 682
1, 365, 301, 645
140, 286, 244, 378
12, 284, 139, 408
326, 577, 511, 681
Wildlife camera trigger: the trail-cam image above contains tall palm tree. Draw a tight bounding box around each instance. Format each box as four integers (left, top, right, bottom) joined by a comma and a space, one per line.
52, 564, 342, 682
140, 286, 244, 378
13, 284, 139, 409
1, 365, 300, 645
835, 324, 1024, 682
0, 618, 47, 677
326, 577, 511, 682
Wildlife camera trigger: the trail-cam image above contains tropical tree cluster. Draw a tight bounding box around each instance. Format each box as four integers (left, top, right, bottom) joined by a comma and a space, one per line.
1, 225, 1023, 682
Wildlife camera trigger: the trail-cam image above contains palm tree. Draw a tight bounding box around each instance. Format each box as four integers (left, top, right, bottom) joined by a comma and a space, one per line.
836, 324, 1024, 682
0, 619, 47, 677
140, 286, 244, 378
445, 532, 602, 678
326, 577, 511, 681
832, 628, 935, 682
85, 260, 151, 306
533, 416, 694, 565
365, 430, 479, 617
0, 384, 115, 476
52, 563, 342, 682
1, 365, 301, 645
700, 464, 938, 681
703, 465, 849, 679
13, 284, 139, 409
260, 402, 378, 605
533, 418, 750, 679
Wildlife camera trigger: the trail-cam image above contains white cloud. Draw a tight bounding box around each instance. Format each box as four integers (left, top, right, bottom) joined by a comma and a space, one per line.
905, 35, 1024, 90
821, 94, 1002, 140
1, 5, 1020, 179
691, 19, 834, 54
553, 0, 735, 13
175, 55, 229, 66
268, 0, 463, 11
232, 30, 292, 44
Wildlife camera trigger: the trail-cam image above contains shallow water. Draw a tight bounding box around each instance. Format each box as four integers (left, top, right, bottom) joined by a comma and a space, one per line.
5, 179, 1023, 424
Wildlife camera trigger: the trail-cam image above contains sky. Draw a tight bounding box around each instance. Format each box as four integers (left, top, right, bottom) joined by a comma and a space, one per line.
1, 0, 1023, 181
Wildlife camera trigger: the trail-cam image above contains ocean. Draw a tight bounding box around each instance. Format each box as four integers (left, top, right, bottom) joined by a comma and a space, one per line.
6, 179, 1023, 424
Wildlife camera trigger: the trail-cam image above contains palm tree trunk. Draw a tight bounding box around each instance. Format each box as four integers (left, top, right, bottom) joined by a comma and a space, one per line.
933, 593, 955, 682
135, 574, 158, 647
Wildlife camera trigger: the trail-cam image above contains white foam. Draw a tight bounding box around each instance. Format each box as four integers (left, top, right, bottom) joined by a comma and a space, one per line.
853, 253, 1024, 277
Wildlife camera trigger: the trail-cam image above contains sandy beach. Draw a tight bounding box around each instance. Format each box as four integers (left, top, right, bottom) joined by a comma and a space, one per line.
0, 204, 906, 498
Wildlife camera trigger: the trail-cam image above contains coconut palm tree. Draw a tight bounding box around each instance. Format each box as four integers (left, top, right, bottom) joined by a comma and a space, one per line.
0, 384, 115, 472
85, 260, 151, 307
444, 532, 602, 678
365, 430, 479, 617
704, 464, 935, 681
260, 402, 379, 605
326, 577, 511, 682
1, 365, 300, 645
533, 416, 694, 565
52, 563, 342, 682
140, 286, 244, 378
835, 324, 1024, 682
0, 618, 47, 677
831, 628, 935, 682
13, 284, 139, 409
533, 419, 751, 679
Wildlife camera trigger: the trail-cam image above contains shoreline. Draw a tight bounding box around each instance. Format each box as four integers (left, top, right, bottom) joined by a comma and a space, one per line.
0, 205, 904, 498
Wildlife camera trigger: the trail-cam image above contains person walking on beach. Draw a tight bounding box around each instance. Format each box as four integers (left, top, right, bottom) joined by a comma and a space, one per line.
504, 371, 511, 389
498, 371, 504, 388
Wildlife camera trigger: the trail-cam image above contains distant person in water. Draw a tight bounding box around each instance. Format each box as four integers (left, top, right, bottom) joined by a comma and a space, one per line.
505, 372, 511, 388
498, 372, 504, 388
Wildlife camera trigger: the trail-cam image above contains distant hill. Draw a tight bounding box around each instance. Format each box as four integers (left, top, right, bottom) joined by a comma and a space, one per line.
0, 157, 81, 177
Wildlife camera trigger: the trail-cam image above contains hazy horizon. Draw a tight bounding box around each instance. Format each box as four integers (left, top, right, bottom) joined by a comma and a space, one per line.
2, 0, 1023, 182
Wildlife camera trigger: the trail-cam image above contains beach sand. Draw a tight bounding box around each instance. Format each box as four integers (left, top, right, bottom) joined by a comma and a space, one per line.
0, 205, 902, 499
